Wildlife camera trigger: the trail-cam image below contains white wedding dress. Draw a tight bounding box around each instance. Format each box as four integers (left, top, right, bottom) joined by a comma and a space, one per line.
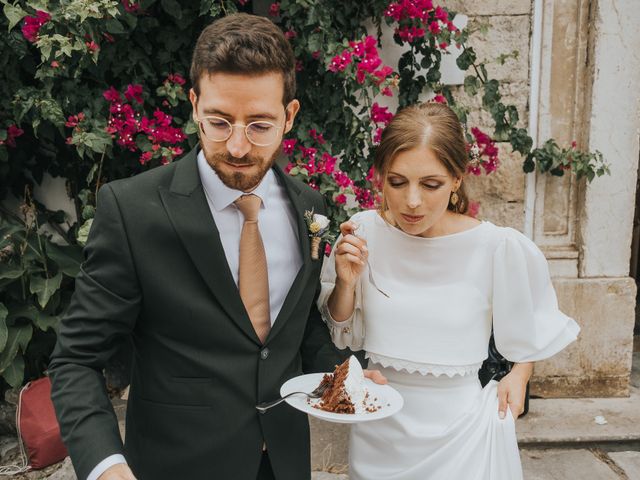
318, 210, 580, 480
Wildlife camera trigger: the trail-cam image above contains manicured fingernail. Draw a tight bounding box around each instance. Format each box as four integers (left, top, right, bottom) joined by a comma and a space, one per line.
499, 411, 505, 419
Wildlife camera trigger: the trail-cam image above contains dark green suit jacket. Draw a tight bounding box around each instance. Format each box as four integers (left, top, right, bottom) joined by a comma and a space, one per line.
49, 148, 345, 480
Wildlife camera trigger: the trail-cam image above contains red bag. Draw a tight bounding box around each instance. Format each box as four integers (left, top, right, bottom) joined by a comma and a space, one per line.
18, 376, 68, 469
0, 376, 68, 474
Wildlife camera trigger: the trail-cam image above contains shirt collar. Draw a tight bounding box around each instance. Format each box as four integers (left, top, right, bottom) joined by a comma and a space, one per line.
197, 150, 274, 211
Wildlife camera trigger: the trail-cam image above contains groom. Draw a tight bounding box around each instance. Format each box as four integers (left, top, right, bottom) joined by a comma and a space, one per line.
49, 13, 347, 480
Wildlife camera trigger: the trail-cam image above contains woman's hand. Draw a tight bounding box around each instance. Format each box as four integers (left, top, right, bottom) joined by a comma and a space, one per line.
334, 221, 368, 289
497, 362, 533, 419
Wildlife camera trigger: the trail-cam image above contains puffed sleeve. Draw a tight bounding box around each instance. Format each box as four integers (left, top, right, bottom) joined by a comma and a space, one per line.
317, 214, 367, 351
492, 228, 580, 362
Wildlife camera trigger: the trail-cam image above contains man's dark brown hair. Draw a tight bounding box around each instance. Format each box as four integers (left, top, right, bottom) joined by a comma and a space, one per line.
190, 13, 296, 105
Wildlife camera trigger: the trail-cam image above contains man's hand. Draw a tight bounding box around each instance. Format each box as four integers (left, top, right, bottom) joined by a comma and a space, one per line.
364, 369, 387, 385
98, 464, 137, 480
497, 362, 533, 419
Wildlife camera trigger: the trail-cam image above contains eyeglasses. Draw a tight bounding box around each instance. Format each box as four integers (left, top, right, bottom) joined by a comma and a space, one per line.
195, 115, 283, 147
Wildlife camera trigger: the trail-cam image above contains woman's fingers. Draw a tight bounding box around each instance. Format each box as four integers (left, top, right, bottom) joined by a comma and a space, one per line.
338, 237, 367, 257
498, 387, 508, 419
339, 234, 368, 254
339, 220, 358, 237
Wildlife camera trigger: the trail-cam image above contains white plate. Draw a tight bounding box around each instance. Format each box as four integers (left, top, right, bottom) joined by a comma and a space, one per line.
280, 373, 404, 424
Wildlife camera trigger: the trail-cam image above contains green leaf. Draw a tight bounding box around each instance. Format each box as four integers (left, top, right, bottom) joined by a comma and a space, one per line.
77, 219, 93, 246
0, 262, 24, 281
29, 272, 63, 308
161, 0, 182, 19
463, 75, 479, 96
0, 324, 32, 374
2, 353, 24, 388
105, 18, 126, 34
3, 3, 27, 31
46, 241, 82, 277
6, 304, 38, 324
33, 312, 59, 332
0, 303, 8, 352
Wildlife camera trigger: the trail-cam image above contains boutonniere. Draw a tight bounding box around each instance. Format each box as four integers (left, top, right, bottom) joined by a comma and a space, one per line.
304, 210, 334, 260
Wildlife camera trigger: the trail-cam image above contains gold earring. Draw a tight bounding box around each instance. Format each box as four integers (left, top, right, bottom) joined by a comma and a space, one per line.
450, 191, 459, 206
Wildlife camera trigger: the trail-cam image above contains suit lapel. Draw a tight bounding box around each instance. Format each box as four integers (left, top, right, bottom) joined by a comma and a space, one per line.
266, 165, 314, 342
158, 149, 262, 345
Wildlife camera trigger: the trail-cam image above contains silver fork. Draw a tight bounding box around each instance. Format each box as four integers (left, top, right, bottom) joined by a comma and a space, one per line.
354, 223, 390, 298
255, 382, 329, 413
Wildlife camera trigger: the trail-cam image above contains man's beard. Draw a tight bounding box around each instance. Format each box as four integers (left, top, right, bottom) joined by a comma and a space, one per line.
203, 148, 280, 192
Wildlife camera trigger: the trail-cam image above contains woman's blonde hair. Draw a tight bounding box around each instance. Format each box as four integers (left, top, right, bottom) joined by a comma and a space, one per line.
373, 102, 470, 214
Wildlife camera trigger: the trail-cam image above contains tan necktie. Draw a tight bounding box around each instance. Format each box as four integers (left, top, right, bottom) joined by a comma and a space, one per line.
235, 194, 271, 343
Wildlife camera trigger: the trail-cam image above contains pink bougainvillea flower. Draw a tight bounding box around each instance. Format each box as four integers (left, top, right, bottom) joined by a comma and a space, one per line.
320, 152, 337, 174
124, 84, 144, 104
268, 2, 280, 17
308, 129, 326, 145
432, 94, 447, 104
284, 30, 297, 40
333, 170, 354, 188
470, 127, 500, 174
103, 86, 121, 103
21, 10, 51, 43
5, 125, 24, 148
434, 6, 448, 22
467, 201, 480, 218
328, 50, 353, 73
397, 26, 425, 43
428, 21, 441, 35
299, 146, 317, 161
65, 112, 85, 128
381, 87, 393, 97
439, 42, 449, 50
85, 41, 100, 53
324, 243, 332, 257
139, 151, 153, 164
370, 103, 394, 125
373, 127, 384, 144
167, 73, 186, 85
282, 139, 297, 155
311, 50, 321, 60
122, 0, 140, 13
284, 162, 295, 174
358, 55, 382, 74
334, 193, 347, 205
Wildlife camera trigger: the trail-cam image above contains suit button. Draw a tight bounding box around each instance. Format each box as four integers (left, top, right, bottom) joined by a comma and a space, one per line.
260, 348, 270, 360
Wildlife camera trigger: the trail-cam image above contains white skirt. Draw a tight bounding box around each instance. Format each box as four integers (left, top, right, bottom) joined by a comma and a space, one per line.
349, 365, 523, 480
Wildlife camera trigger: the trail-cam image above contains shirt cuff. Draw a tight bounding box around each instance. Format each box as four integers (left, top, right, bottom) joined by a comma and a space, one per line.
87, 454, 127, 480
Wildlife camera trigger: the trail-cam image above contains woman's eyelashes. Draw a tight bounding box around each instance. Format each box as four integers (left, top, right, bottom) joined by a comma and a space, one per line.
387, 179, 443, 190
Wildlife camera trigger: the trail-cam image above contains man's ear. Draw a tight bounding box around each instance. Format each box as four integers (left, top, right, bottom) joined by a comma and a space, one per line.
189, 88, 198, 122
283, 99, 300, 134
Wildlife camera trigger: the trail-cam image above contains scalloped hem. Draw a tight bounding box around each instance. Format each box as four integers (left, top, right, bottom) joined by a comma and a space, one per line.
366, 352, 482, 377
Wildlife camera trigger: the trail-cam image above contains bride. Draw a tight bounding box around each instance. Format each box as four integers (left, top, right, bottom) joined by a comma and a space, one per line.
318, 102, 580, 480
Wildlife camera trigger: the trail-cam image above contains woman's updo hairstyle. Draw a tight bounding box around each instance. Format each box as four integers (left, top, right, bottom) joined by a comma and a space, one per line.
373, 102, 470, 214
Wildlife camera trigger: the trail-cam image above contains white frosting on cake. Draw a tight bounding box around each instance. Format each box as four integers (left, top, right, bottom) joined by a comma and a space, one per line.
344, 355, 367, 413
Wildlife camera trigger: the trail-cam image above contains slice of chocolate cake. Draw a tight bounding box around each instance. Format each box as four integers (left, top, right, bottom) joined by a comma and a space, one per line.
314, 356, 367, 414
